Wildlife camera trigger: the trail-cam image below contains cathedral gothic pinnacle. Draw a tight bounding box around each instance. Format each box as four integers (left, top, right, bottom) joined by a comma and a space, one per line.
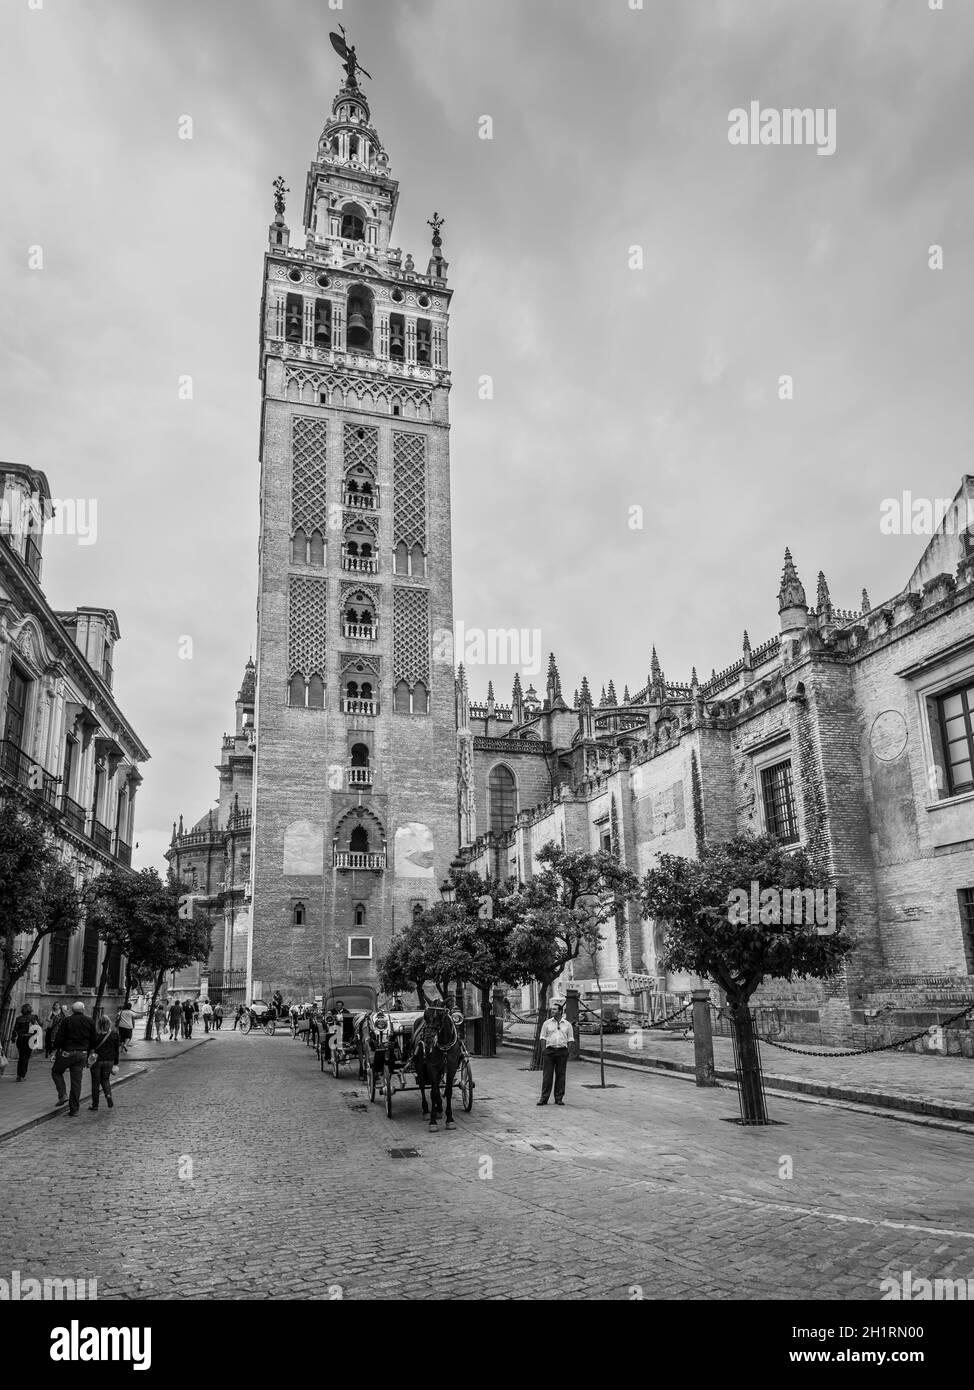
778, 548, 807, 612
816, 570, 833, 619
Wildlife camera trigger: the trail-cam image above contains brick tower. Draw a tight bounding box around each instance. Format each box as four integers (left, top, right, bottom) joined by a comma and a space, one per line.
249, 45, 457, 1001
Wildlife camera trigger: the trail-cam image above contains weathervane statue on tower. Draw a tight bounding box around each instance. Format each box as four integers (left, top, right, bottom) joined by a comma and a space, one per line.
427, 211, 445, 248
329, 26, 372, 89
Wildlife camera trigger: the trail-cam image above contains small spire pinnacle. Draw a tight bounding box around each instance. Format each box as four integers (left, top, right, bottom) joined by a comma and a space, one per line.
816, 570, 833, 619
623, 684, 631, 704
607, 679, 618, 705
861, 587, 871, 615
579, 676, 592, 706
778, 548, 807, 612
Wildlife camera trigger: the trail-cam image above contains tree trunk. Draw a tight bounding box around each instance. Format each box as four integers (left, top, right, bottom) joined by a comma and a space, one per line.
531, 981, 550, 1070
92, 946, 114, 1020
143, 968, 165, 1041
730, 999, 767, 1124
478, 984, 495, 1058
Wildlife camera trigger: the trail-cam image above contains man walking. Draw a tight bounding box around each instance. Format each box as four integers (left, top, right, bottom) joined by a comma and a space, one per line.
213, 1002, 223, 1031
51, 1001, 97, 1116
537, 998, 573, 1107
167, 998, 181, 1041
182, 998, 194, 1039
202, 999, 213, 1033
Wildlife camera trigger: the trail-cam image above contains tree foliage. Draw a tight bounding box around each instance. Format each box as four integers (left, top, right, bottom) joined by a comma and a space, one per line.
640, 832, 852, 1008
0, 793, 83, 1021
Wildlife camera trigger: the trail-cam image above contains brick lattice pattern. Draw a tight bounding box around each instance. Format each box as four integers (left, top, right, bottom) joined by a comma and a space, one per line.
393, 432, 427, 549
343, 421, 379, 478
393, 587, 430, 687
291, 417, 328, 535
288, 576, 327, 678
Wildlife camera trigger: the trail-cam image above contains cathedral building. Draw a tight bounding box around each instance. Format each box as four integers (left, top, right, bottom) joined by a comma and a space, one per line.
247, 56, 457, 999
166, 659, 254, 1003
459, 477, 974, 1050
0, 462, 148, 1020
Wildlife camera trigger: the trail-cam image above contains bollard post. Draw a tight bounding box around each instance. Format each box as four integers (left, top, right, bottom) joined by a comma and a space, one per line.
692, 988, 717, 1087
565, 987, 581, 1061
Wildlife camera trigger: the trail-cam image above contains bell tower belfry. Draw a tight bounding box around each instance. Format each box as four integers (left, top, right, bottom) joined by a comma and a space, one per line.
249, 37, 457, 1001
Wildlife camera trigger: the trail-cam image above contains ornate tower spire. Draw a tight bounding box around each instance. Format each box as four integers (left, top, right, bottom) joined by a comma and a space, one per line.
778, 548, 809, 641
778, 548, 807, 611
742, 629, 752, 668
623, 684, 631, 704
606, 679, 617, 706
816, 570, 833, 620
269, 176, 290, 252
511, 672, 524, 724
861, 588, 871, 615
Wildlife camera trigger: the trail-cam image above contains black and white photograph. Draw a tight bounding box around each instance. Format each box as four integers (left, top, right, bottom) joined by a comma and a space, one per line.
0, 0, 972, 1349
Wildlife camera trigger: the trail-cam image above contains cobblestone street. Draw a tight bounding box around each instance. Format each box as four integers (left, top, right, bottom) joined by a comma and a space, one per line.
1, 1030, 972, 1300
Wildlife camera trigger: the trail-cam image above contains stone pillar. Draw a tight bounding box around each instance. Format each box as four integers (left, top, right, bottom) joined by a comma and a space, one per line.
692, 988, 716, 1086
565, 987, 581, 1060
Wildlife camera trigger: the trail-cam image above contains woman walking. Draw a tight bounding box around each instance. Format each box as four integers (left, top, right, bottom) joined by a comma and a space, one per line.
44, 1003, 65, 1059
116, 1001, 135, 1053
88, 1015, 120, 1111
153, 1001, 166, 1041
12, 1004, 39, 1081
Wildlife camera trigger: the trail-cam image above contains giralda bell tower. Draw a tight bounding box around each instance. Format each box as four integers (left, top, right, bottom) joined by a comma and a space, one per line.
249, 35, 457, 1000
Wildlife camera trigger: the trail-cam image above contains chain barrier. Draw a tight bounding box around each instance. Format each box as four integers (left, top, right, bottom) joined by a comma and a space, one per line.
713, 1001, 974, 1058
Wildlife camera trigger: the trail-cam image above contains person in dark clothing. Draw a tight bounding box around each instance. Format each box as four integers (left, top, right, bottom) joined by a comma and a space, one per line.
89, 1015, 120, 1111
13, 1003, 39, 1080
213, 1003, 224, 1031
167, 999, 182, 1041
51, 1001, 97, 1115
182, 999, 194, 1039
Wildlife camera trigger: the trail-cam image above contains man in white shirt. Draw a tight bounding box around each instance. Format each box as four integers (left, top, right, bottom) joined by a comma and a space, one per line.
537, 998, 573, 1106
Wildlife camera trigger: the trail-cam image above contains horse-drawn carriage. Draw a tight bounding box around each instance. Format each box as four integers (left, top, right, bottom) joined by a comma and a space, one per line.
317, 986, 376, 1079
362, 1002, 474, 1128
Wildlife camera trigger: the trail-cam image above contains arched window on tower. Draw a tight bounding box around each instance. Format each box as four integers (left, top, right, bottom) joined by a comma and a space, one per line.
349, 825, 369, 855
291, 528, 307, 565
288, 673, 306, 708
389, 313, 405, 361
351, 743, 369, 768
308, 674, 325, 709
489, 765, 517, 838
410, 543, 425, 578
285, 293, 303, 343
341, 206, 366, 241
346, 680, 359, 701
395, 541, 409, 575
308, 530, 325, 566
413, 680, 428, 715
346, 285, 373, 352
354, 903, 366, 927
313, 299, 331, 347
294, 902, 306, 926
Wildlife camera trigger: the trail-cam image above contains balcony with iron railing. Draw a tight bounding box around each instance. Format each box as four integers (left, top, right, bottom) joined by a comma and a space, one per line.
343, 489, 379, 511
342, 552, 378, 574
334, 850, 385, 871
115, 837, 132, 867
342, 622, 376, 640
346, 767, 373, 787
91, 820, 112, 854
0, 738, 58, 804
60, 793, 87, 836
342, 698, 377, 716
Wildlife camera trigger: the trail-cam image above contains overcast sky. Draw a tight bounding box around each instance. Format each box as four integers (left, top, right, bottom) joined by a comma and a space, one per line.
2, 0, 971, 871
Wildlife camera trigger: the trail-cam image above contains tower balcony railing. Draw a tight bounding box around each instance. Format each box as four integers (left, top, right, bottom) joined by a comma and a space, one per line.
342, 698, 377, 716
342, 622, 376, 640
115, 837, 132, 867
343, 490, 379, 510
334, 850, 385, 871
342, 554, 378, 574
347, 767, 373, 786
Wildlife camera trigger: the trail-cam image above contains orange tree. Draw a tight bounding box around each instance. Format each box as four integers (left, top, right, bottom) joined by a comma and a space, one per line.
640, 832, 852, 1122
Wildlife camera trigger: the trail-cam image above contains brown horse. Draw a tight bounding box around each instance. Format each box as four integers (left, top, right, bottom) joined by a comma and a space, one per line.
412, 1004, 462, 1130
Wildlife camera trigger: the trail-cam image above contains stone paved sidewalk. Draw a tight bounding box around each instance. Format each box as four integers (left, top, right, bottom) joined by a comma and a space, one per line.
504, 1021, 974, 1123
0, 1035, 212, 1143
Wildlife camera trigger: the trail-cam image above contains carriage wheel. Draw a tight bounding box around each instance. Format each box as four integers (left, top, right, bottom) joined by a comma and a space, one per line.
367, 1056, 377, 1102
460, 1058, 474, 1112
263, 1017, 275, 1036
385, 1068, 394, 1118
238, 1012, 252, 1035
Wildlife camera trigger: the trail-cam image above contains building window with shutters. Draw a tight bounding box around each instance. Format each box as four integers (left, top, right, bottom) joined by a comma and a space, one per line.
936, 683, 974, 796
47, 929, 71, 986
81, 925, 100, 988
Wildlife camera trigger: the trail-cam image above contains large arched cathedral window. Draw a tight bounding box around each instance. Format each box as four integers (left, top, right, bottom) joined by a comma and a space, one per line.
488, 765, 517, 838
